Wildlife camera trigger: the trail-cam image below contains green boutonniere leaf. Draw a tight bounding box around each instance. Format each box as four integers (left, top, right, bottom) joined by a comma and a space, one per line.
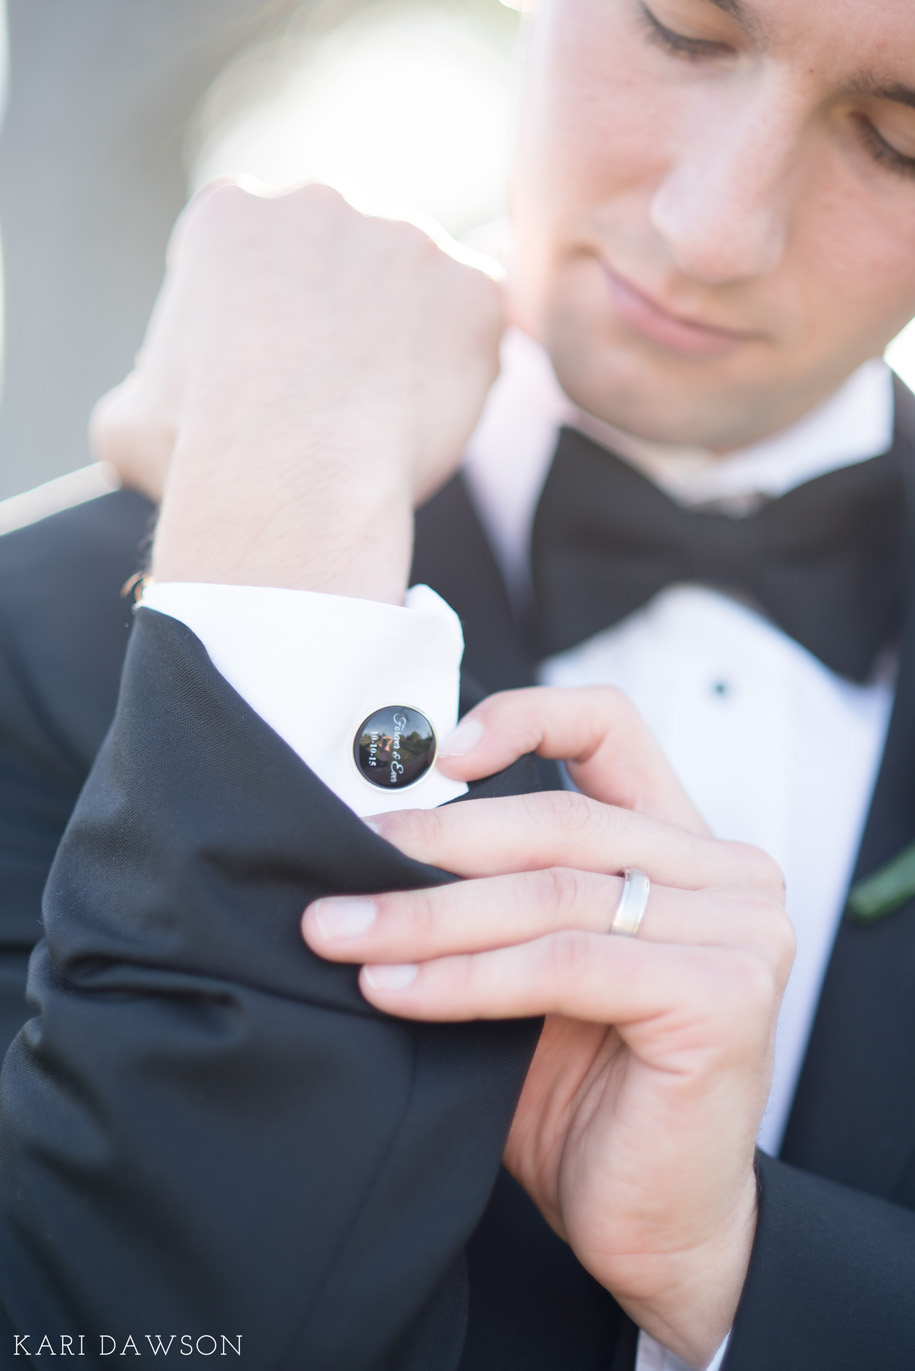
847, 840, 915, 924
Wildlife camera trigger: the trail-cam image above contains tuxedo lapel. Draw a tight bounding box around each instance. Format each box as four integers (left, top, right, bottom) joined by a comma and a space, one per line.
413, 473, 536, 694
781, 377, 915, 1200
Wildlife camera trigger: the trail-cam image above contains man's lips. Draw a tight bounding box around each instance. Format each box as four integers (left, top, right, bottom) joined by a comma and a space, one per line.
602, 265, 759, 358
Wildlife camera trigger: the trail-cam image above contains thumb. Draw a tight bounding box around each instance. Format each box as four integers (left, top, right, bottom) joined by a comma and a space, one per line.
90, 372, 175, 502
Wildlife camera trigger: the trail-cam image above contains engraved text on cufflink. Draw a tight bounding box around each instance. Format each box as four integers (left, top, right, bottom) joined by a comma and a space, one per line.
354, 706, 437, 789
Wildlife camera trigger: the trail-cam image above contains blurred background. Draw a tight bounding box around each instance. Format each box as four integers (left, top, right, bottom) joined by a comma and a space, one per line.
0, 0, 520, 505
0, 0, 911, 505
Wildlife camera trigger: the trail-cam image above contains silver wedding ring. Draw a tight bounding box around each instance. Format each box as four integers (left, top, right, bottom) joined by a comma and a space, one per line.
609, 868, 650, 937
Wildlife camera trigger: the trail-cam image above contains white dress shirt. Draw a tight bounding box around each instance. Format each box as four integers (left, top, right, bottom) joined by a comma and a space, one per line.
143, 330, 898, 1371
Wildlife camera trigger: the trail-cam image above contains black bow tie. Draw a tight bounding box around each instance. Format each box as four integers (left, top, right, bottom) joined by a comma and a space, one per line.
530, 425, 912, 682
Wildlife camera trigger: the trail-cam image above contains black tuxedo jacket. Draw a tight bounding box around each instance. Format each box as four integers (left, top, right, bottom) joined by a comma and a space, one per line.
0, 392, 914, 1367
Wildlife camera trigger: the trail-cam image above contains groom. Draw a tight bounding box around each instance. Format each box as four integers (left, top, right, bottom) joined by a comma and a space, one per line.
2, 0, 915, 1367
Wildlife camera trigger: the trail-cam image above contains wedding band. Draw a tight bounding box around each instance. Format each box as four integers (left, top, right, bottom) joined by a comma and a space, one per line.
610, 868, 650, 937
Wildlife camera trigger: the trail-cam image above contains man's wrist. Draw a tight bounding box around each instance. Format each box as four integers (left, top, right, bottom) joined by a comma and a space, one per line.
151, 460, 415, 605
619, 1175, 757, 1370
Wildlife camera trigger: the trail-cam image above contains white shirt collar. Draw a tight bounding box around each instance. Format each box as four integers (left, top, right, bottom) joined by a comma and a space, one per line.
463, 328, 895, 602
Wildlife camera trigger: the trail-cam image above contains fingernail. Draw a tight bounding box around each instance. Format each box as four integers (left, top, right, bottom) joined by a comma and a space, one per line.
362, 816, 382, 835
363, 963, 418, 990
438, 717, 485, 758
313, 899, 377, 940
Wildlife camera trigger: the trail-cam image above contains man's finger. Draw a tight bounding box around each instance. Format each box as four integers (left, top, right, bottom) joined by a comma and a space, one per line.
303, 871, 793, 971
356, 931, 779, 1053
367, 792, 785, 898
435, 686, 708, 834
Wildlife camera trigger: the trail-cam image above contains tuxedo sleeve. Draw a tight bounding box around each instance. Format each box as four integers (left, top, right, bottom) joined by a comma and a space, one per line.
0, 608, 540, 1367
723, 1152, 915, 1370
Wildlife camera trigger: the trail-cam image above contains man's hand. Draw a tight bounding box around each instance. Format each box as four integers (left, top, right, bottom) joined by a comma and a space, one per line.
91, 181, 505, 603
301, 687, 794, 1369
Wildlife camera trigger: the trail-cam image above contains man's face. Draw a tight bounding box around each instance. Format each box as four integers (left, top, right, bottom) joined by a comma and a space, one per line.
511, 0, 915, 449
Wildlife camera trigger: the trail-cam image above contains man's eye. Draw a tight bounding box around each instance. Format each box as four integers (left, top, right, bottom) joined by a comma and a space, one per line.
638, 2, 732, 61
854, 115, 915, 183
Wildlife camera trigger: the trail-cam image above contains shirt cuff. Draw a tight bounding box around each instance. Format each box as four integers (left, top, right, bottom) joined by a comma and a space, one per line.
635, 1330, 730, 1371
140, 582, 468, 817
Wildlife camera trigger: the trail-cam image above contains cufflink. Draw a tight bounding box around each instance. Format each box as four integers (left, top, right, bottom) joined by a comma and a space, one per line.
353, 706, 437, 789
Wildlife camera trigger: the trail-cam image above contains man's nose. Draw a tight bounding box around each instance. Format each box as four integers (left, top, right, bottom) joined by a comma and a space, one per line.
648, 84, 801, 285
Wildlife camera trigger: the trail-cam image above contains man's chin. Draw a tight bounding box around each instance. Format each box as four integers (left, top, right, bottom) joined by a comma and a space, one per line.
544, 329, 791, 453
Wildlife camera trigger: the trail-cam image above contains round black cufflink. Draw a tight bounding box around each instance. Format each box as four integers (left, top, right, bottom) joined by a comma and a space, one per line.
353, 706, 437, 789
